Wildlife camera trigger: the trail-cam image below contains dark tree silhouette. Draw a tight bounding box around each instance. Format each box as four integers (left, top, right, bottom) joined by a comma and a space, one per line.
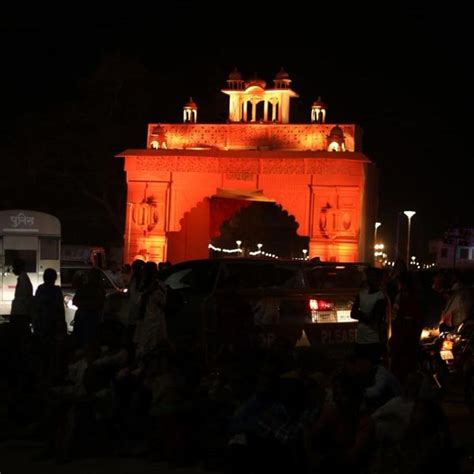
4, 54, 154, 244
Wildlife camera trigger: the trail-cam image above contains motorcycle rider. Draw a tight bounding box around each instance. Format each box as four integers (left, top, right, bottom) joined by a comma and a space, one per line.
439, 272, 471, 332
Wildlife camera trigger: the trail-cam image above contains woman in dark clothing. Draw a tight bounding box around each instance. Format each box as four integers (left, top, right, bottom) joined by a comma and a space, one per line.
33, 268, 67, 381
72, 268, 106, 350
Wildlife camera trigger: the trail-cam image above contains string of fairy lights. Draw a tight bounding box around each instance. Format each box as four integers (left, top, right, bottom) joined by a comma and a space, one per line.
207, 242, 310, 260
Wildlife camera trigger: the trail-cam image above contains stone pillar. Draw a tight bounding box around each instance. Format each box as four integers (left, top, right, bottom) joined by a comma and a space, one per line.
251, 101, 257, 122
264, 100, 268, 122
271, 101, 277, 121
243, 101, 248, 122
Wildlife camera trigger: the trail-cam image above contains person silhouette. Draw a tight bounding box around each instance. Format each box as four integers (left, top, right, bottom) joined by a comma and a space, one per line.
11, 258, 33, 317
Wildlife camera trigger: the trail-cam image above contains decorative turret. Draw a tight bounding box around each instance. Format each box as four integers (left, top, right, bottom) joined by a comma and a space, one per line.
150, 124, 167, 149
221, 67, 298, 123
273, 67, 291, 89
311, 97, 327, 123
183, 97, 198, 123
327, 125, 346, 152
245, 73, 267, 90
226, 67, 244, 90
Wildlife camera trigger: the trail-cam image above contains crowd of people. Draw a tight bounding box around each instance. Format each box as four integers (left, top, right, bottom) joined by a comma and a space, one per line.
1, 256, 472, 472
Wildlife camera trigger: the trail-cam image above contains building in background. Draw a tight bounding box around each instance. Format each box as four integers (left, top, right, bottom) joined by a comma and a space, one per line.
118, 68, 378, 264
429, 228, 474, 269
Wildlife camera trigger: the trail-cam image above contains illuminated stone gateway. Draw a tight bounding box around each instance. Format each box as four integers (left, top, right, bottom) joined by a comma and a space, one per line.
118, 68, 377, 263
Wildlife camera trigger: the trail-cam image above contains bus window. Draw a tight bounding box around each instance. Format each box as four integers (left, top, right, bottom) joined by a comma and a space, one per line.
5, 249, 37, 272
40, 238, 59, 260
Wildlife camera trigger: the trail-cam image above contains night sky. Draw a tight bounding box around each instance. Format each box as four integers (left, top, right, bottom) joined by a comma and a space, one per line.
1, 5, 471, 259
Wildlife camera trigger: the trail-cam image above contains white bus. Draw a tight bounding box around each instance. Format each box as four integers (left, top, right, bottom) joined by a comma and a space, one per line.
0, 210, 61, 313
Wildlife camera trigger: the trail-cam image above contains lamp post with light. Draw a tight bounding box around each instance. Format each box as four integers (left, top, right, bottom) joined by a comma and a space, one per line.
374, 221, 381, 243
374, 222, 381, 263
403, 211, 416, 265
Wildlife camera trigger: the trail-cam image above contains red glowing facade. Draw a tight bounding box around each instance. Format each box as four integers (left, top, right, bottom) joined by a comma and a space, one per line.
118, 69, 377, 263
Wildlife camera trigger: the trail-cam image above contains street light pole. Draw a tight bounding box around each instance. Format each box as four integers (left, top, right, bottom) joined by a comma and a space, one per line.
395, 212, 401, 260
374, 222, 381, 243
403, 211, 416, 265
374, 222, 381, 264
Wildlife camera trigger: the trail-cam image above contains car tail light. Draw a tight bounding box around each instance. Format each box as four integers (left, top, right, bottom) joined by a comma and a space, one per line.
309, 299, 335, 311
317, 299, 335, 310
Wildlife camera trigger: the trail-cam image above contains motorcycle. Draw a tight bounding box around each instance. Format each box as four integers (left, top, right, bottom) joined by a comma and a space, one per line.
419, 328, 449, 391
419, 320, 474, 399
455, 320, 474, 410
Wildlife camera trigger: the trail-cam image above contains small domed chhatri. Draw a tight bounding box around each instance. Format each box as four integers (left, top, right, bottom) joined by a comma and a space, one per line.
313, 96, 326, 108
150, 124, 167, 149
274, 67, 290, 80
327, 125, 346, 152
245, 73, 267, 90
183, 97, 198, 123
228, 67, 242, 81
226, 67, 245, 90
311, 96, 327, 123
330, 125, 344, 137
223, 68, 298, 123
184, 97, 197, 109
273, 67, 292, 89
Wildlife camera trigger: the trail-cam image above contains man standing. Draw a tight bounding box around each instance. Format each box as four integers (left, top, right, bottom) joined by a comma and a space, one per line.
440, 272, 471, 331
11, 258, 33, 319
350, 267, 388, 363
8, 258, 33, 402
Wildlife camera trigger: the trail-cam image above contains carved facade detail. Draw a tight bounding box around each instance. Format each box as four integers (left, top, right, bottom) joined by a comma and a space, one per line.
134, 155, 363, 176
147, 124, 357, 152
225, 172, 255, 181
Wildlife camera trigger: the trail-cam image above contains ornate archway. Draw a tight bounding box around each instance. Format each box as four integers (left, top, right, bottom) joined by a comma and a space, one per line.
211, 201, 308, 259
119, 70, 377, 264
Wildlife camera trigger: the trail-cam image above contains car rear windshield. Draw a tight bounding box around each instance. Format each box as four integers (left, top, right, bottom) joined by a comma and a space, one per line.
217, 262, 303, 290
305, 265, 365, 290
61, 268, 115, 290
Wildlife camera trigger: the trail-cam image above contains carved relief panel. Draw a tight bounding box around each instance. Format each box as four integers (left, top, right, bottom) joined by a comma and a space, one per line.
128, 181, 169, 235
311, 185, 359, 240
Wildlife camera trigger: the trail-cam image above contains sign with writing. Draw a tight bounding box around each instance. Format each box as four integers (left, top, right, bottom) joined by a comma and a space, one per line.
9, 213, 35, 228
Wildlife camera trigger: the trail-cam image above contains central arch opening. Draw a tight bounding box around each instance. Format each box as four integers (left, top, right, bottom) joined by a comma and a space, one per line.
210, 201, 308, 259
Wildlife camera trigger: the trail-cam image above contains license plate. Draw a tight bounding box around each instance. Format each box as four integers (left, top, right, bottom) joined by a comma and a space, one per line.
317, 312, 336, 323
337, 310, 355, 322
440, 350, 454, 360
